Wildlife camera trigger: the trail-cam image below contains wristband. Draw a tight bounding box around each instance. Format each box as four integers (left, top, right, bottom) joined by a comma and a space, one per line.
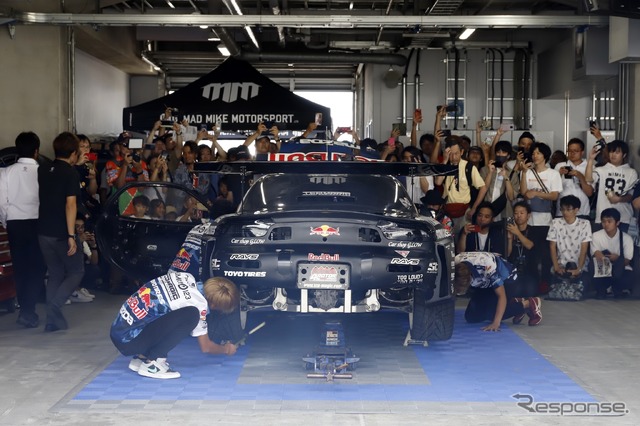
68, 234, 76, 238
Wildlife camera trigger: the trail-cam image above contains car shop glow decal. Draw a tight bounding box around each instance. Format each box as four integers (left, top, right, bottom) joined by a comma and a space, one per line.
310, 225, 340, 237
388, 241, 423, 248
309, 266, 338, 282
231, 238, 265, 245
308, 253, 340, 261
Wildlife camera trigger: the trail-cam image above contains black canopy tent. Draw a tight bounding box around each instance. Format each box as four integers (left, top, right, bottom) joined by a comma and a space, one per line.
122, 57, 332, 133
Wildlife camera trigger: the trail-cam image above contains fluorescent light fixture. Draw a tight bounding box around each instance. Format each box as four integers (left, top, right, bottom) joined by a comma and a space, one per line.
141, 54, 161, 72
228, 0, 243, 15
217, 43, 230, 56
245, 25, 260, 49
165, 0, 175, 9
208, 36, 221, 41
349, 2, 354, 10
459, 28, 476, 40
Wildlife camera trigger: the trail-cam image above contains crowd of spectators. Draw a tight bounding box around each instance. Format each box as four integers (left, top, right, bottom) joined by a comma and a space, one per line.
2, 105, 640, 333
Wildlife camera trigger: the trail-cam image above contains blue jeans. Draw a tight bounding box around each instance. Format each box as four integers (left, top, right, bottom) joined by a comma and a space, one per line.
38, 235, 84, 329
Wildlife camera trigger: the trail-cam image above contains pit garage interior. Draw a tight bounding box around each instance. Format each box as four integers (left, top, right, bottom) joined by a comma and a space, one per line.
2, 0, 640, 424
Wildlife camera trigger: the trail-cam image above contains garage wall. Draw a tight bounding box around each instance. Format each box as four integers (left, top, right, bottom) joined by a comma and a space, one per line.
75, 49, 129, 137
0, 25, 68, 157
362, 49, 594, 154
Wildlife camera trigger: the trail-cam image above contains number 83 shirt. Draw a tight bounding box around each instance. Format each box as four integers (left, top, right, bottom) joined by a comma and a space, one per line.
593, 162, 638, 225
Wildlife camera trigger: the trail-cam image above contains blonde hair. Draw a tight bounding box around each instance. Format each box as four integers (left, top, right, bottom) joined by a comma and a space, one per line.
203, 277, 240, 313
454, 262, 472, 295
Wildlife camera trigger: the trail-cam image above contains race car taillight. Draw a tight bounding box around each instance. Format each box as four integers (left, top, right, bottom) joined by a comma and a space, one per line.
242, 220, 274, 237
377, 221, 423, 240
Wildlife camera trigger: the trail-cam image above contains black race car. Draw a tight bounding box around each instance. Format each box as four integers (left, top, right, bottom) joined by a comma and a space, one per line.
97, 160, 456, 344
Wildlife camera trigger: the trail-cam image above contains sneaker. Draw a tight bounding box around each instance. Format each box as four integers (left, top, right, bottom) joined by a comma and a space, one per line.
128, 356, 145, 372
69, 290, 93, 303
527, 297, 542, 326
512, 298, 526, 325
79, 288, 95, 299
138, 359, 181, 379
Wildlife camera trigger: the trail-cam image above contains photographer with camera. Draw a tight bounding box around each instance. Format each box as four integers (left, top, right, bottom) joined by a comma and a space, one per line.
506, 202, 541, 297
105, 133, 149, 192
457, 201, 505, 255
244, 121, 281, 160
480, 141, 518, 221
553, 138, 594, 220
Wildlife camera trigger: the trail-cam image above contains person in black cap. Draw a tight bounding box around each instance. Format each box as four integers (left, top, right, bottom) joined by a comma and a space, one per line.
420, 190, 453, 233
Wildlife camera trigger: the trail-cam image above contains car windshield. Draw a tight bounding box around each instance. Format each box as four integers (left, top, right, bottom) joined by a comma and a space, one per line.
242, 174, 416, 216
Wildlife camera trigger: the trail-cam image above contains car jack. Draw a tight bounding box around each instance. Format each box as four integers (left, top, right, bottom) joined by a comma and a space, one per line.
303, 321, 359, 382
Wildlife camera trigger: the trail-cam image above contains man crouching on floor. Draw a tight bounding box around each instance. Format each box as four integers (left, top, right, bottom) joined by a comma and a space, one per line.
454, 252, 542, 331
110, 271, 239, 379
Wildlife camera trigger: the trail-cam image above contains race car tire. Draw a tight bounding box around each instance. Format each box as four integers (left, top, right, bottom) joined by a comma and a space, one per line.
207, 307, 245, 344
410, 293, 455, 342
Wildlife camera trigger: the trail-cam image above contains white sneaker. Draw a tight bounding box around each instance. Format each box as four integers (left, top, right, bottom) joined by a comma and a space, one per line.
69, 290, 93, 303
128, 356, 144, 372
79, 288, 96, 299
138, 359, 181, 379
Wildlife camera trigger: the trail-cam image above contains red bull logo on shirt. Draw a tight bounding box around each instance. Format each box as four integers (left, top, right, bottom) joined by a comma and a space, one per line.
310, 225, 340, 237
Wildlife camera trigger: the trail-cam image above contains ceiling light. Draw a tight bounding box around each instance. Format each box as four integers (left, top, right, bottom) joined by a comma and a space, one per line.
217, 43, 230, 57
458, 28, 476, 40
165, 0, 175, 9
141, 54, 161, 72
208, 36, 220, 41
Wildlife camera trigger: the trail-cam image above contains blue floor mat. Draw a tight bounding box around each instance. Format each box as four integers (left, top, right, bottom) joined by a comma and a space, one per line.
72, 309, 593, 405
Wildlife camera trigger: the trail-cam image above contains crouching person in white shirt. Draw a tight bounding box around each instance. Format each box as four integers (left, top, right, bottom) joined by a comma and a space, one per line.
591, 208, 634, 299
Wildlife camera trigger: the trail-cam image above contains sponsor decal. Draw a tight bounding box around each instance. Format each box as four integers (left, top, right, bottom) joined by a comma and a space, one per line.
394, 250, 410, 258
390, 258, 420, 265
200, 309, 207, 321
302, 191, 351, 197
165, 280, 180, 301
202, 82, 260, 103
211, 259, 221, 270
231, 238, 265, 245
176, 248, 191, 261
309, 175, 347, 184
146, 244, 158, 251
224, 271, 267, 278
151, 281, 165, 305
309, 266, 339, 282
427, 262, 438, 273
171, 259, 190, 271
230, 253, 260, 260
308, 253, 340, 261
310, 225, 340, 237
396, 274, 424, 284
388, 241, 423, 249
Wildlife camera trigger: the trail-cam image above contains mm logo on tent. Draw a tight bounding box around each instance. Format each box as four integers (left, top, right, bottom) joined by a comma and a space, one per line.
201, 82, 260, 103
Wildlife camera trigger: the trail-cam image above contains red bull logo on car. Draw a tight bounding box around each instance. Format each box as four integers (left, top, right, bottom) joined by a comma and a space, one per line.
310, 225, 340, 237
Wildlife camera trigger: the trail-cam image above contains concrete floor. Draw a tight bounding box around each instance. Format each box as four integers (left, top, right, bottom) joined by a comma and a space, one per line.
0, 293, 639, 426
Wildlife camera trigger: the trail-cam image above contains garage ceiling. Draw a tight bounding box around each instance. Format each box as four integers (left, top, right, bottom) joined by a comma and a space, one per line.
10, 0, 612, 89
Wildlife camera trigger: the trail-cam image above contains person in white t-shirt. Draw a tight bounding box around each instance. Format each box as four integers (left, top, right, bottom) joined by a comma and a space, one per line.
520, 142, 563, 227
554, 138, 594, 219
547, 195, 592, 279
585, 139, 638, 233
591, 208, 634, 298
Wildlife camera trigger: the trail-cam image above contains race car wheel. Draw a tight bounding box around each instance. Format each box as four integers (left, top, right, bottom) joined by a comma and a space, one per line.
410, 292, 455, 342
207, 307, 245, 344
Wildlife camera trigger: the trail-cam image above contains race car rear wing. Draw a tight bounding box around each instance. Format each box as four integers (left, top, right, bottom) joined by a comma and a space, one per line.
194, 160, 457, 177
